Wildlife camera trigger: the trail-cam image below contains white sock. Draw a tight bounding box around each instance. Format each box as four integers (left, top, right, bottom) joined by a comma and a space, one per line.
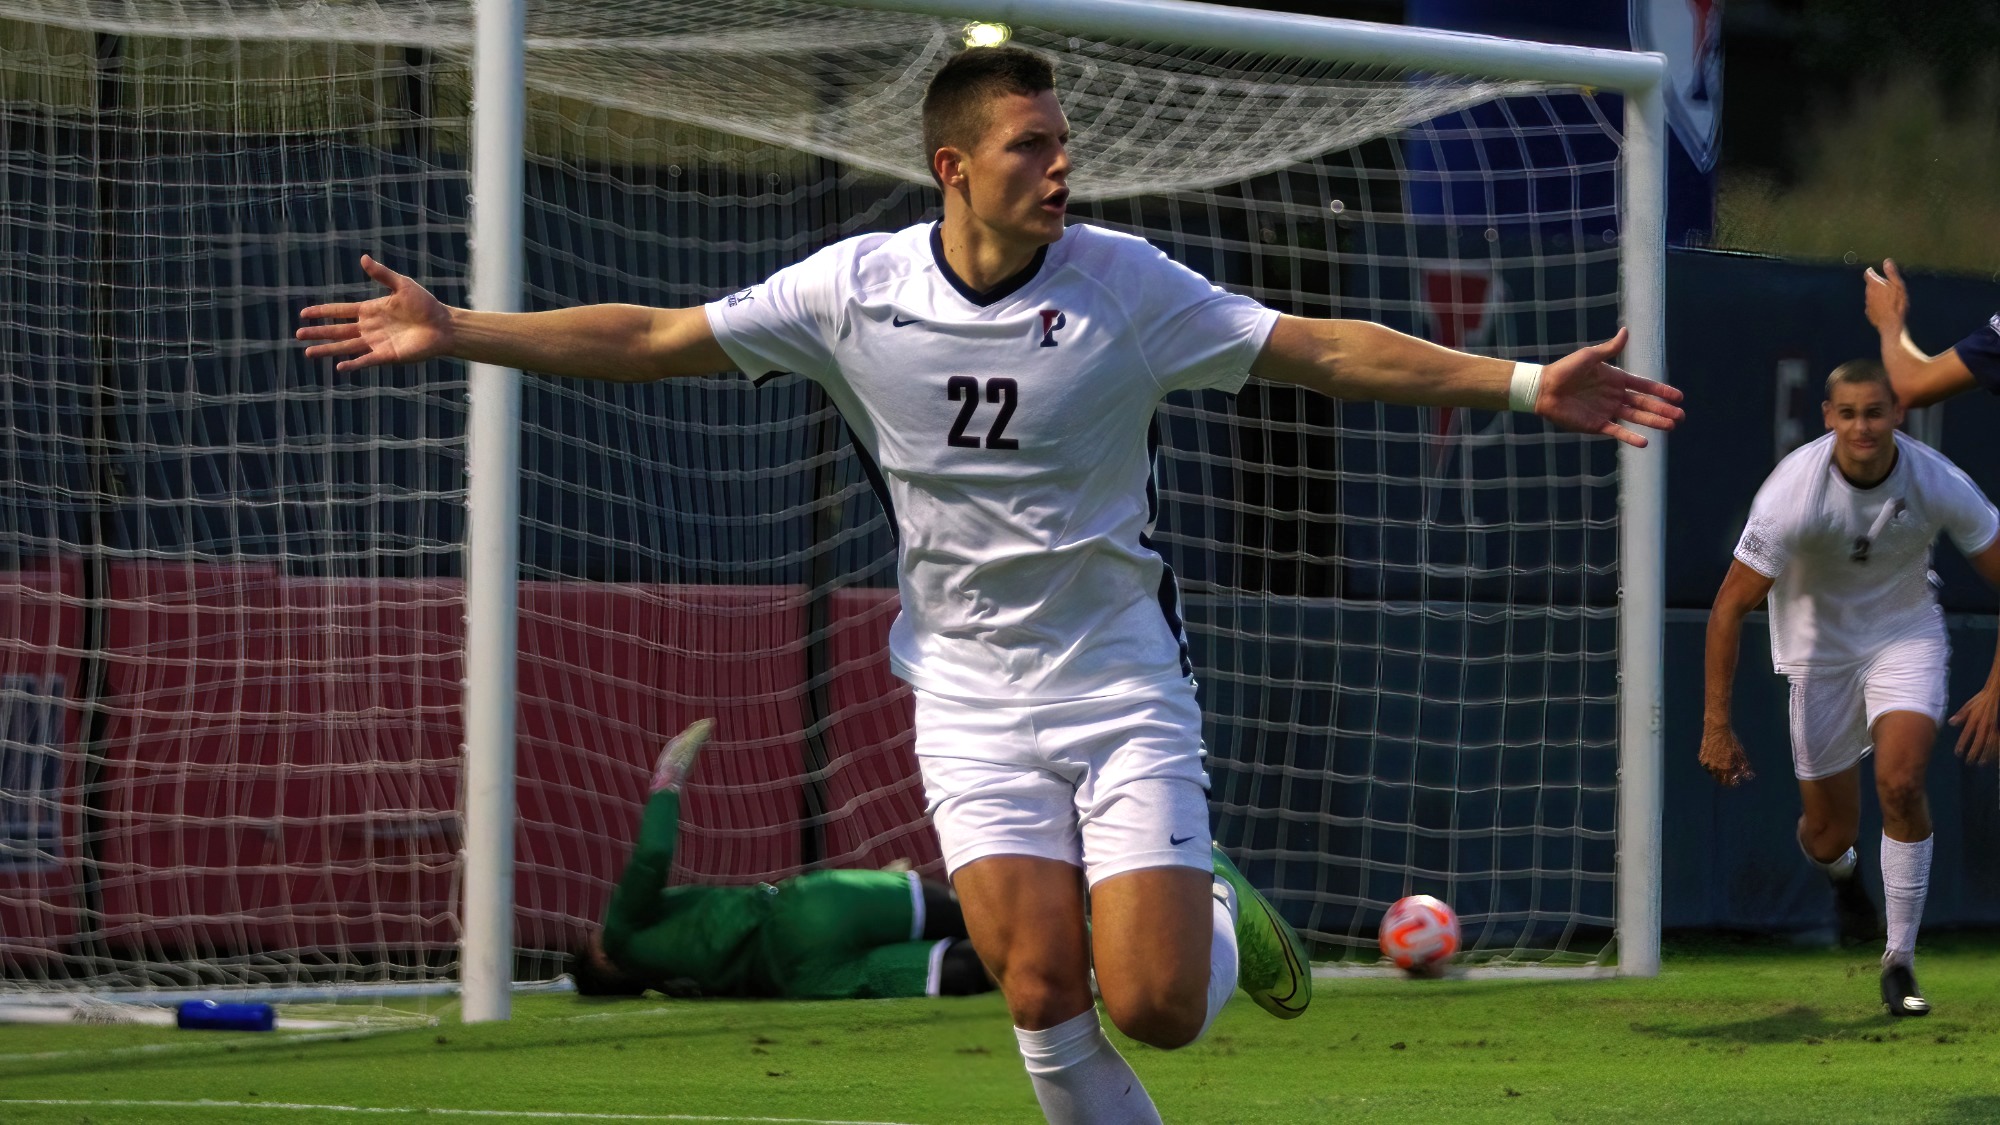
1014, 1010, 1162, 1125
1879, 833, 1932, 967
1801, 840, 1857, 881
1198, 876, 1240, 1042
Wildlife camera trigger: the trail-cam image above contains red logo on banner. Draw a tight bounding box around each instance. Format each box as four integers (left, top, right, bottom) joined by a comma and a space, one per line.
1631, 0, 1725, 171
1419, 265, 1501, 479
1421, 268, 1495, 351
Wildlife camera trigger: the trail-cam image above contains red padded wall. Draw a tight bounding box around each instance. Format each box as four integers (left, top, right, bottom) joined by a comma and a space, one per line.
94, 563, 463, 958
0, 556, 85, 966
819, 587, 933, 874
86, 568, 898, 961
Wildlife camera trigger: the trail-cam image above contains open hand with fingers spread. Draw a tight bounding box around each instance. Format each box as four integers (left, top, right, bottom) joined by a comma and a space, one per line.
296, 255, 454, 372
1950, 684, 2000, 765
1699, 725, 1755, 787
1533, 327, 1684, 447
1863, 258, 1908, 335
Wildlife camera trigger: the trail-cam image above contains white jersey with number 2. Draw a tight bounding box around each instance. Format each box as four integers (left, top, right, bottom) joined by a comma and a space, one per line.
1733, 431, 1998, 673
706, 221, 1278, 702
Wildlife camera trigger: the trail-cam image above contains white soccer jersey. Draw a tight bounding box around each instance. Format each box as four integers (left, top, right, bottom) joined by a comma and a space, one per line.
705, 222, 1278, 702
1733, 431, 1999, 673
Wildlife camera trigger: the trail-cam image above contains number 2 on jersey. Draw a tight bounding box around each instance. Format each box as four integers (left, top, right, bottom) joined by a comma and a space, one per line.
946, 376, 1020, 450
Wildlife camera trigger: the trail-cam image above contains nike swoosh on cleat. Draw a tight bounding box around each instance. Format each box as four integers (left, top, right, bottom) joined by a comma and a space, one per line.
892, 315, 921, 327
1169, 833, 1196, 845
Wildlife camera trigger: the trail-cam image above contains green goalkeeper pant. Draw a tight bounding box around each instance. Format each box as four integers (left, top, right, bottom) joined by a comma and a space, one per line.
757, 869, 947, 999
603, 789, 947, 999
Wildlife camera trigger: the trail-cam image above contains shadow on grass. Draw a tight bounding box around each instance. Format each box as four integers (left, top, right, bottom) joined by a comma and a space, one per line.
1633, 1004, 1886, 1044
1926, 1096, 2000, 1124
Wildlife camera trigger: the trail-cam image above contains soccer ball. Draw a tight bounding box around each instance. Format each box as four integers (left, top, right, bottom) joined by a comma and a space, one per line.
1379, 895, 1460, 974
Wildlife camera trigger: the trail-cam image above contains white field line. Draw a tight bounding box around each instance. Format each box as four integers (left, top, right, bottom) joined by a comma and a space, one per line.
0, 1024, 413, 1064
549, 1004, 699, 1023
1311, 964, 1615, 980
0, 1100, 927, 1125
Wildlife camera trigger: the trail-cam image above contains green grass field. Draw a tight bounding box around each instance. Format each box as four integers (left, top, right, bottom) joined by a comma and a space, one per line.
6, 936, 1998, 1125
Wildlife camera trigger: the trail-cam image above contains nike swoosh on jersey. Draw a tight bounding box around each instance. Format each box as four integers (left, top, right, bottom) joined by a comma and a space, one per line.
892, 314, 922, 327
1169, 833, 1196, 846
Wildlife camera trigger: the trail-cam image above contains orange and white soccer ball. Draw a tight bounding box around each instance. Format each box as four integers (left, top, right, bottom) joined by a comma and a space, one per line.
1379, 894, 1461, 973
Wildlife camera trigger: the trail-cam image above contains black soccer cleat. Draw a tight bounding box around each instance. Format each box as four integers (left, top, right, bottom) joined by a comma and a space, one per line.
1881, 962, 1930, 1018
1832, 875, 1883, 947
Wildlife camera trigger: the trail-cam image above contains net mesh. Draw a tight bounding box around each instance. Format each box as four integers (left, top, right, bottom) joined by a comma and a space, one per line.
0, 0, 1628, 995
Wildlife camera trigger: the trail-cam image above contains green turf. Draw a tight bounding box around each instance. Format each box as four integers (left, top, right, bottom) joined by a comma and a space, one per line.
5, 937, 1998, 1124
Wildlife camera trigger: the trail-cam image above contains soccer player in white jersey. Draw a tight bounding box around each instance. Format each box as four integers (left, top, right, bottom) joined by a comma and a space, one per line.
1702, 360, 2000, 1018
300, 47, 1682, 1123
1863, 258, 2000, 406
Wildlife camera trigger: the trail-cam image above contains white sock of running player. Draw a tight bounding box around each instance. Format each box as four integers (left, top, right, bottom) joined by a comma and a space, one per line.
1879, 833, 1932, 967
1801, 839, 1857, 882
1198, 876, 1240, 1041
1015, 1010, 1162, 1125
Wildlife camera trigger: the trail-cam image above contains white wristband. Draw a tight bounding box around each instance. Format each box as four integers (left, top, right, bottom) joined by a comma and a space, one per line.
1507, 361, 1544, 413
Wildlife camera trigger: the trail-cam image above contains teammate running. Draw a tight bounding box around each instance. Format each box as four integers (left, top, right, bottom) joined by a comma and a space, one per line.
301, 46, 1681, 1123
1701, 360, 2000, 1017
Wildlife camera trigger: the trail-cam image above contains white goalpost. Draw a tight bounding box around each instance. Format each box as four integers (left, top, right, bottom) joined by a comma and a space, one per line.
0, 0, 1665, 1022
460, 0, 527, 1028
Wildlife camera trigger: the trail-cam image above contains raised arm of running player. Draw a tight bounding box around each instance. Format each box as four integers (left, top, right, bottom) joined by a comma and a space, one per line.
1950, 541, 2000, 765
304, 257, 1685, 446
1251, 318, 1683, 448
1864, 258, 1991, 408
296, 255, 730, 382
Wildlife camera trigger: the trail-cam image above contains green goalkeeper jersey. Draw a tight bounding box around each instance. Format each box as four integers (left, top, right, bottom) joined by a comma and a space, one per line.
617, 882, 778, 996
600, 791, 933, 999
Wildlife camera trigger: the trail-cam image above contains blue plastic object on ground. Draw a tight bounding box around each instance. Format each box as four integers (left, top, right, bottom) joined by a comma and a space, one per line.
175, 1000, 276, 1031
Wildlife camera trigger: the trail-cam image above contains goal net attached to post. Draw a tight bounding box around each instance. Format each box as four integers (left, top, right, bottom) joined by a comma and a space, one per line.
0, 0, 1664, 1014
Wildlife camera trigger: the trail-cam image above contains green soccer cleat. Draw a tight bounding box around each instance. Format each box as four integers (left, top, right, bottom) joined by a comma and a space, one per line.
1211, 842, 1311, 1019
649, 718, 713, 795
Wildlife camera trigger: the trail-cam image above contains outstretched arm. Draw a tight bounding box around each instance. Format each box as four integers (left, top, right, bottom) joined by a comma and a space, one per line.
1249, 318, 1683, 447
1949, 541, 2000, 765
1701, 560, 1775, 786
296, 255, 734, 382
1864, 259, 1976, 408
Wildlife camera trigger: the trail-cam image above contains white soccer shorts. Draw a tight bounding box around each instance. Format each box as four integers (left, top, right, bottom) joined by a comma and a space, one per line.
914, 680, 1214, 887
1787, 631, 1950, 781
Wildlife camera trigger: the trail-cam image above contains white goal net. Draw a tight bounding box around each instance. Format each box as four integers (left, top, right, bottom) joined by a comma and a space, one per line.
0, 0, 1658, 1000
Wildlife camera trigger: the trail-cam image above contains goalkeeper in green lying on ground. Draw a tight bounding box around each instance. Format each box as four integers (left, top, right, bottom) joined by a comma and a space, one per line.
570, 720, 996, 1001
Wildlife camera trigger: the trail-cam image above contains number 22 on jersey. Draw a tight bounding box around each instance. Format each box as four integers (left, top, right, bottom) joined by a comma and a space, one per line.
945, 376, 1021, 450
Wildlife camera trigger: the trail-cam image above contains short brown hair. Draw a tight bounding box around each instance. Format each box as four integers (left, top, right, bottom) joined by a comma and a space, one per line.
1825, 358, 1895, 402
921, 47, 1056, 186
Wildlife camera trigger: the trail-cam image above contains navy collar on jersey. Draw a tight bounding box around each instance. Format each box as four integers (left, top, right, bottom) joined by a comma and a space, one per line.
1832, 440, 1901, 491
929, 222, 1051, 308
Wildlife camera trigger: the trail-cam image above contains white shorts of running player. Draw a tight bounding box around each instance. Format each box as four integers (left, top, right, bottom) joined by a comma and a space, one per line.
915, 679, 1213, 887
1787, 631, 1950, 781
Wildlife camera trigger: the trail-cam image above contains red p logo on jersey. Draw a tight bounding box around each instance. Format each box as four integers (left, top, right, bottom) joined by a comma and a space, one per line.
1038, 309, 1067, 348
